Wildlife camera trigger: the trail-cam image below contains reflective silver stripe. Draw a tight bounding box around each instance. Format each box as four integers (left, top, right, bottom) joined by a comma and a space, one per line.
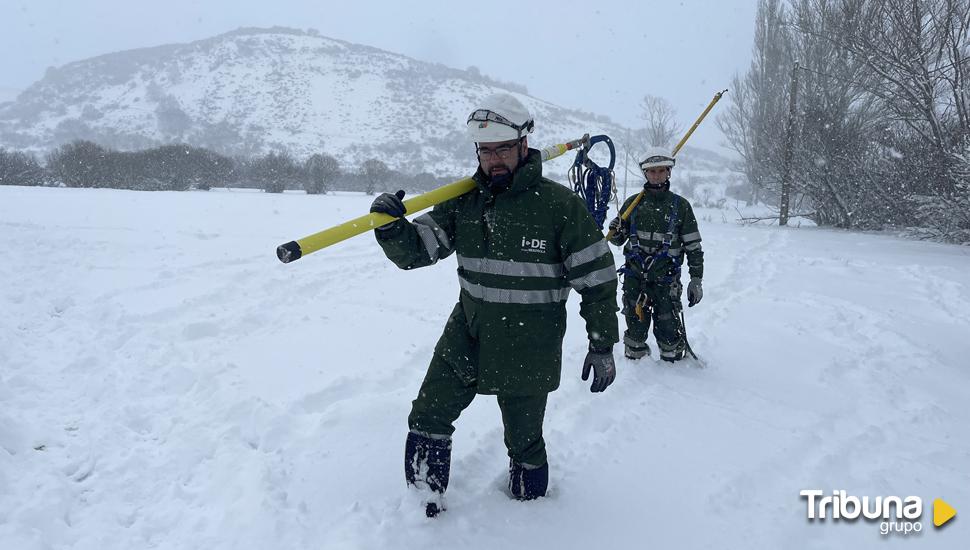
625, 244, 681, 256
458, 275, 570, 304
457, 254, 564, 277
635, 230, 677, 242
568, 265, 617, 291
564, 240, 609, 270
413, 223, 440, 262
681, 231, 702, 243
684, 241, 703, 251
414, 213, 453, 253
623, 335, 645, 347
409, 429, 451, 441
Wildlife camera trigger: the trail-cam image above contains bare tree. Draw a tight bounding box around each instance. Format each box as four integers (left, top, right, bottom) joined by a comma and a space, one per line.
789, 0, 893, 228
360, 158, 390, 195
821, 0, 969, 161
46, 140, 115, 188
0, 149, 47, 186
718, 0, 796, 206
189, 148, 234, 191
724, 0, 970, 240
304, 153, 340, 195
411, 171, 437, 192
639, 95, 679, 148
251, 151, 300, 193
802, 0, 970, 235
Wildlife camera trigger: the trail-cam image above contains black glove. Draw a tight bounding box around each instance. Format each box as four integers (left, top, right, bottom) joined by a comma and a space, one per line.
687, 278, 703, 307
581, 346, 616, 393
608, 216, 626, 237
370, 190, 406, 229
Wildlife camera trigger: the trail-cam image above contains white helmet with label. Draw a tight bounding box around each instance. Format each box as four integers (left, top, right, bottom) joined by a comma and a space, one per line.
466, 93, 535, 143
639, 148, 676, 170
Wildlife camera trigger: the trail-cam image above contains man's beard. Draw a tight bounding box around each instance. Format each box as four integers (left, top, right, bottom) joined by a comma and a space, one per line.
487, 166, 513, 192
488, 153, 522, 193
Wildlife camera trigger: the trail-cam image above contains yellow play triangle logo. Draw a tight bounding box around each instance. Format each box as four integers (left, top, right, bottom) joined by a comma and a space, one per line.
934, 498, 956, 527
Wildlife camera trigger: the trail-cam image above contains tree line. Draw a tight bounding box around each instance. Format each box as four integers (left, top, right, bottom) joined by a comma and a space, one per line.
720, 0, 970, 243
0, 140, 451, 194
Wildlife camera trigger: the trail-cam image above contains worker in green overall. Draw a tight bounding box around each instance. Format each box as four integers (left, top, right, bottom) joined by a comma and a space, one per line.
370, 93, 619, 516
608, 148, 704, 362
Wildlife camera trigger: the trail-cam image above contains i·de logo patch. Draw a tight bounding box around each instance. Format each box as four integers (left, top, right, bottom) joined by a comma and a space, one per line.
521, 237, 546, 253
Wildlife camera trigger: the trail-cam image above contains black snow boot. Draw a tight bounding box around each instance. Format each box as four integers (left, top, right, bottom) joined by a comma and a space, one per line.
405, 431, 452, 517
624, 335, 651, 360
508, 460, 549, 501
660, 347, 686, 363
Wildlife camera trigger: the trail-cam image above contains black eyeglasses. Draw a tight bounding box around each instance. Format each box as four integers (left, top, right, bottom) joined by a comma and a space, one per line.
477, 143, 518, 161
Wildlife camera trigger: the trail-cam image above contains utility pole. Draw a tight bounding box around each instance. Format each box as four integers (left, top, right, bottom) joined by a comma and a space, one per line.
780, 61, 799, 226
623, 129, 630, 199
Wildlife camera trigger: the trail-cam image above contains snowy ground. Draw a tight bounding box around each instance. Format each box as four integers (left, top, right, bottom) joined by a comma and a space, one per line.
1, 185, 968, 549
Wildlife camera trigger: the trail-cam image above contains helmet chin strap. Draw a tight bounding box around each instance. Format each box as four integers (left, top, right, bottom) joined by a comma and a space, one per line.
644, 178, 670, 191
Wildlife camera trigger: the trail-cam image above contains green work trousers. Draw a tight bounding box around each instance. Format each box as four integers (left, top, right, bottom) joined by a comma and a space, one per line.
408, 353, 549, 467
622, 275, 686, 360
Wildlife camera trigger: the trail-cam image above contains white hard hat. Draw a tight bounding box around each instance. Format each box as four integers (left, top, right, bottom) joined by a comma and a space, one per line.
639, 148, 676, 170
466, 93, 535, 143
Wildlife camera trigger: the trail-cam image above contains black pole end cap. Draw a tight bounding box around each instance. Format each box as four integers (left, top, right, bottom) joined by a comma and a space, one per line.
277, 241, 302, 263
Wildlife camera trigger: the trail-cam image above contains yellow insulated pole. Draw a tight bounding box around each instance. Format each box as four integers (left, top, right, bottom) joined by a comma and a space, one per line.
605, 89, 727, 241
277, 135, 589, 263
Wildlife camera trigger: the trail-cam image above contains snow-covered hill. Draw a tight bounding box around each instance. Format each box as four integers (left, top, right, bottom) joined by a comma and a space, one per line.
0, 27, 734, 180
0, 27, 640, 176
1, 185, 967, 549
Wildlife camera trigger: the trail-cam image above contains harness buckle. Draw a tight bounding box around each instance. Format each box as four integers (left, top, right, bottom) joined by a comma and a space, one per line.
634, 292, 650, 321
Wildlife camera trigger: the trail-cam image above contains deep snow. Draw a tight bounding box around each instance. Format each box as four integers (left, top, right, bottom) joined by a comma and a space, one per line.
1, 185, 968, 549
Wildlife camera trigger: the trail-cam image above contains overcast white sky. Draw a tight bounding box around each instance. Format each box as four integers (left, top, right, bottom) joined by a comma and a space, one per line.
1, 0, 757, 151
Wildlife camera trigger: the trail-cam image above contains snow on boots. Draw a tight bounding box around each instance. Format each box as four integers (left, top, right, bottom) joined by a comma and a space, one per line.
405, 431, 452, 517
623, 335, 651, 360
508, 460, 549, 500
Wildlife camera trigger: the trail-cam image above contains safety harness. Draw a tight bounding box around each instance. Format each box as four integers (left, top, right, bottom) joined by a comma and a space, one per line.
617, 191, 698, 360
618, 191, 682, 320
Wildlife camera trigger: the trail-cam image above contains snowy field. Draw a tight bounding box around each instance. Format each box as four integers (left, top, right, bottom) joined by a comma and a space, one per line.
1, 185, 968, 549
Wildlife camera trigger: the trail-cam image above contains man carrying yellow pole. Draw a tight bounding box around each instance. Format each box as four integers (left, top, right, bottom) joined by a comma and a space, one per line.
275, 136, 587, 263
605, 90, 726, 363
368, 93, 619, 517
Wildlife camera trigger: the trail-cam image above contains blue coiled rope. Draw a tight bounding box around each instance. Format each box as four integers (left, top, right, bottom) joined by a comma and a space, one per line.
569, 135, 616, 230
